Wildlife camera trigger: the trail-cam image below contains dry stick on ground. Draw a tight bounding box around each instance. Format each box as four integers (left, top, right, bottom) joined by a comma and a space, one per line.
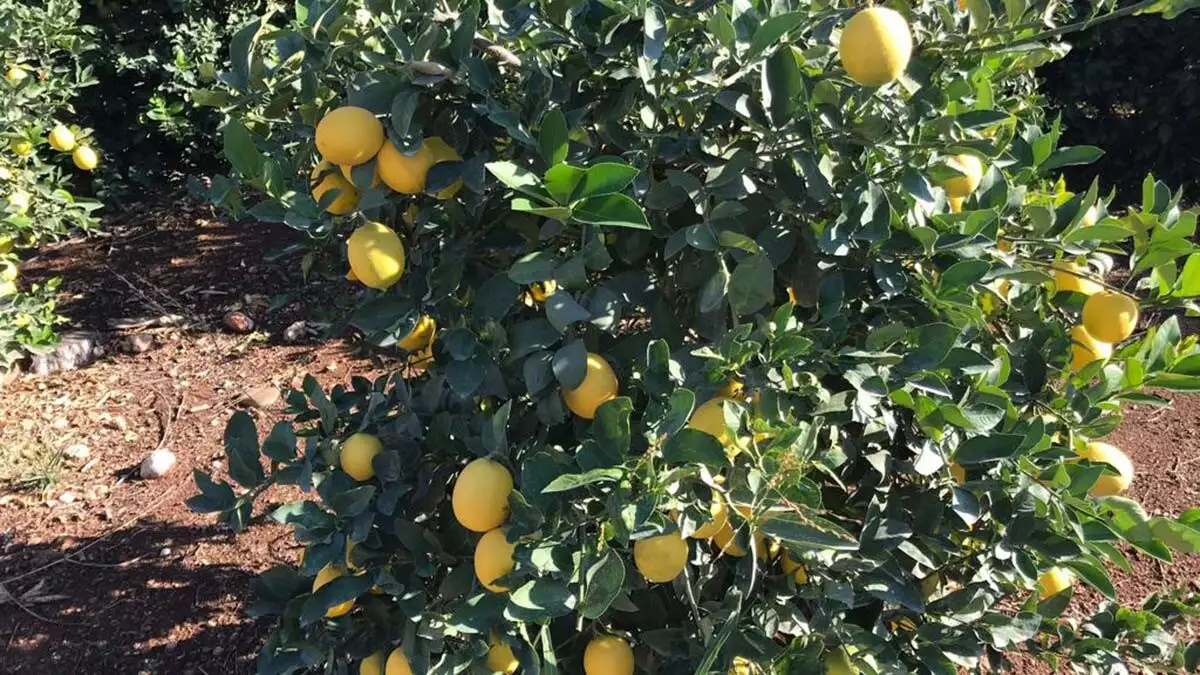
107, 267, 200, 329
0, 579, 87, 626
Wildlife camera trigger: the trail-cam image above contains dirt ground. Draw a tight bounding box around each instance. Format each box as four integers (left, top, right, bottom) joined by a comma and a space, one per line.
0, 205, 1197, 674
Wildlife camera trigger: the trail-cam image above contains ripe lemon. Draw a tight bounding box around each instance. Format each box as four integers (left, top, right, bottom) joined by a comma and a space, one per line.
8, 191, 30, 215
1082, 291, 1138, 344
529, 280, 557, 303
717, 379, 744, 399
474, 528, 516, 592
949, 462, 966, 484
948, 196, 964, 213
386, 647, 414, 675
341, 433, 382, 481
634, 532, 688, 583
838, 7, 912, 87
689, 397, 736, 449
453, 458, 513, 532
0, 280, 15, 297
347, 222, 405, 289
824, 647, 858, 675
1069, 325, 1112, 372
11, 139, 33, 157
360, 652, 385, 675
690, 498, 729, 539
487, 634, 519, 673
311, 161, 360, 215
781, 552, 808, 584
1052, 261, 1102, 296
48, 125, 76, 152
312, 563, 355, 617
562, 352, 619, 419
1, 262, 17, 282
1076, 441, 1133, 496
425, 136, 463, 199
0, 167, 10, 181
377, 140, 435, 194
72, 145, 98, 170
583, 635, 634, 675
1037, 567, 1073, 599
712, 505, 768, 559
5, 66, 27, 82
315, 106, 385, 166
727, 656, 755, 675
940, 154, 983, 198
398, 315, 436, 353
0, 235, 14, 253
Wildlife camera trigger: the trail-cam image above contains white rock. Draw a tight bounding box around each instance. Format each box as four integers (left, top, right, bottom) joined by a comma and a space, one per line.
59, 491, 77, 504
63, 444, 91, 461
140, 449, 177, 479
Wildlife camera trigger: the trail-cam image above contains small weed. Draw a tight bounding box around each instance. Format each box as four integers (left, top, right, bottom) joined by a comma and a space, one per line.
0, 429, 65, 495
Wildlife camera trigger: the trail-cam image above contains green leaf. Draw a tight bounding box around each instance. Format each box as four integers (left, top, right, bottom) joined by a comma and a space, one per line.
1064, 558, 1116, 600
643, 4, 666, 64
571, 194, 650, 230
1135, 0, 1200, 20
544, 164, 585, 204
939, 260, 991, 291
728, 254, 774, 316
954, 434, 1026, 465
330, 485, 376, 517
1039, 145, 1104, 173
262, 422, 297, 462
1062, 224, 1132, 245
541, 468, 625, 494
578, 162, 640, 199
759, 508, 859, 551
763, 45, 805, 128
509, 252, 560, 284
186, 469, 237, 514
747, 12, 805, 59
539, 108, 569, 166
303, 375, 337, 434
545, 291, 592, 332
578, 549, 625, 619
662, 428, 728, 469
505, 579, 577, 622
899, 323, 959, 372
1150, 518, 1200, 553
389, 87, 420, 140
227, 16, 267, 91
224, 411, 264, 488
595, 398, 633, 458
486, 161, 552, 201
222, 121, 263, 178
552, 341, 588, 389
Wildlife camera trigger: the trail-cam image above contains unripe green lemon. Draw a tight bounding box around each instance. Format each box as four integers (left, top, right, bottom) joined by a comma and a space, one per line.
838, 7, 913, 86
340, 433, 382, 481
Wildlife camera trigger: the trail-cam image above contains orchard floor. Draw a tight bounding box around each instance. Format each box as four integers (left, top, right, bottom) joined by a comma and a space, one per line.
0, 205, 1197, 674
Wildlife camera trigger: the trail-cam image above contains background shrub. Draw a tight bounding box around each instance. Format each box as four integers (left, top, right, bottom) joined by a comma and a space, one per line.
1041, 11, 1200, 204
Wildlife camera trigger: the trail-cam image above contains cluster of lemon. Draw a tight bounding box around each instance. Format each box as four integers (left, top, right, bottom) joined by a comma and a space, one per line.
4, 64, 99, 173
311, 105, 461, 215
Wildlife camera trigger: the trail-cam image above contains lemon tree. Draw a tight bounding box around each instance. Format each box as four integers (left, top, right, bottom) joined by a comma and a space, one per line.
189, 0, 1200, 672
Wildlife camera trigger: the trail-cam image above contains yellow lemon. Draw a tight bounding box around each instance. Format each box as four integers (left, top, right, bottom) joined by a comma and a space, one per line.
941, 154, 983, 198
386, 647, 413, 675
11, 139, 33, 157
949, 462, 966, 484
1, 262, 18, 282
0, 234, 13, 252
72, 145, 97, 170
347, 222, 405, 290
8, 191, 30, 215
5, 66, 28, 83
948, 196, 964, 213
690, 498, 729, 539
689, 397, 736, 447
312, 563, 355, 617
48, 125, 76, 152
341, 433, 382, 481
562, 352, 619, 419
474, 528, 516, 592
633, 532, 689, 583
786, 286, 798, 305
1081, 204, 1100, 227
360, 652, 386, 675
583, 635, 634, 675
453, 458, 513, 532
529, 280, 557, 303
1069, 325, 1112, 372
1037, 567, 1073, 599
487, 634, 519, 673
717, 379, 744, 399
727, 656, 755, 675
1052, 261, 1102, 296
377, 140, 435, 194
425, 136, 463, 199
1082, 291, 1139, 344
781, 553, 808, 584
398, 315, 436, 353
311, 161, 360, 215
315, 106, 385, 166
712, 505, 768, 559
824, 647, 858, 675
1076, 441, 1133, 496
0, 167, 10, 181
0, 280, 15, 297
838, 7, 912, 86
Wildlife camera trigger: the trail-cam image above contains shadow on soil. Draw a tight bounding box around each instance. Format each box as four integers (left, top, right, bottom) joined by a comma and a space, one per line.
0, 520, 281, 674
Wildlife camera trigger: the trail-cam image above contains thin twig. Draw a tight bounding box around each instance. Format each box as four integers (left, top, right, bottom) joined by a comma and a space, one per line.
0, 583, 87, 626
